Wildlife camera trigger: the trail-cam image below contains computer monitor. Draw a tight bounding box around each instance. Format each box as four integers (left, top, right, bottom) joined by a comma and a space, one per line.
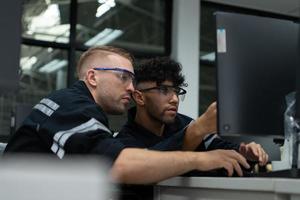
216, 12, 299, 138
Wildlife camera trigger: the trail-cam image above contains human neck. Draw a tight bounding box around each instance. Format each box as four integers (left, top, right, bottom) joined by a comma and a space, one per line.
135, 109, 165, 137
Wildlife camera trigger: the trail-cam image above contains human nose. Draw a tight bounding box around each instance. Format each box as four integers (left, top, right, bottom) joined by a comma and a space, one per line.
169, 92, 179, 104
126, 80, 135, 93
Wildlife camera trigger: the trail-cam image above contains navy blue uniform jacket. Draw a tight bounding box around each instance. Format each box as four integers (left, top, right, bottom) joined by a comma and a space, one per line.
117, 107, 240, 152
5, 81, 126, 162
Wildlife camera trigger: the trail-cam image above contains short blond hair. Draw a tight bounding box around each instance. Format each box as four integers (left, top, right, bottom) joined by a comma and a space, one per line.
77, 46, 133, 79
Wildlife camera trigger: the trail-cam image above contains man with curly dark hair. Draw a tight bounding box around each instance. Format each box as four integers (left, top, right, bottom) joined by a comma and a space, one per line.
118, 57, 269, 165
116, 57, 269, 199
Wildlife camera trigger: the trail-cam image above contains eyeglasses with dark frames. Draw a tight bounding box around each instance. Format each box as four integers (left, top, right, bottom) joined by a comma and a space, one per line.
138, 85, 187, 101
93, 67, 135, 85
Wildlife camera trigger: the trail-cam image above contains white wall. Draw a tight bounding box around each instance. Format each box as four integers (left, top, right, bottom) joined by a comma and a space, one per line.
171, 0, 200, 119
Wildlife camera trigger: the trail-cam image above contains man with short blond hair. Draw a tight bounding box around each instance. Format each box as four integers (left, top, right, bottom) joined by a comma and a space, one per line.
76, 46, 133, 80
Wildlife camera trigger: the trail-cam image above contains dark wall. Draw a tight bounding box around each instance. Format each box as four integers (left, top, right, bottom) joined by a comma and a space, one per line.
0, 0, 22, 93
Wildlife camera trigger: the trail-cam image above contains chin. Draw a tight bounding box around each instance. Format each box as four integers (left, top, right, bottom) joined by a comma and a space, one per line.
163, 117, 176, 124
107, 106, 127, 115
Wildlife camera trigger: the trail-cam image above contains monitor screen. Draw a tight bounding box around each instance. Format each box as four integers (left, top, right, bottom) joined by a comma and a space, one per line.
216, 12, 299, 137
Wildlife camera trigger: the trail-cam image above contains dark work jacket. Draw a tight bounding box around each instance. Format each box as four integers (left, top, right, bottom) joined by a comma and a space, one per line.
5, 81, 126, 162
117, 107, 240, 152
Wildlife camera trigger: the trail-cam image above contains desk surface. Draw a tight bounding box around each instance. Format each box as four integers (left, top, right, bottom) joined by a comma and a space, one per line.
155, 177, 300, 200
158, 176, 300, 193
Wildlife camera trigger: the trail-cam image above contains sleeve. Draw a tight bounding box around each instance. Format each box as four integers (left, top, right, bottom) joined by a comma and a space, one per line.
64, 131, 126, 163
48, 117, 127, 163
204, 134, 240, 152
39, 102, 126, 162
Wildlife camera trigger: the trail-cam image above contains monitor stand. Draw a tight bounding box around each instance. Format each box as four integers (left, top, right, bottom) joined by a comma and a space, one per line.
268, 126, 300, 178
271, 137, 293, 171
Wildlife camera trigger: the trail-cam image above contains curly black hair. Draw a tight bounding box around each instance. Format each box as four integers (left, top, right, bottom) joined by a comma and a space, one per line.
134, 57, 187, 87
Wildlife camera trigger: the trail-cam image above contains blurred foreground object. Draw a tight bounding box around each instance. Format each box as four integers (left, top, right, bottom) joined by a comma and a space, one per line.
0, 155, 115, 200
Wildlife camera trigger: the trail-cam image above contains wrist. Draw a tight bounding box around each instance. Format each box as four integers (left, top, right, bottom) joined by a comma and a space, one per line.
185, 151, 205, 170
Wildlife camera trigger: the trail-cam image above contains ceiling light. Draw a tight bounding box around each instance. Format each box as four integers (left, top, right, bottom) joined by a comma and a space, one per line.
96, 0, 116, 18
84, 28, 123, 46
39, 59, 67, 73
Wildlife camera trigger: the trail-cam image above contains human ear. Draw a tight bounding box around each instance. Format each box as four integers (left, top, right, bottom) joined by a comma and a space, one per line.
132, 90, 145, 106
86, 69, 97, 87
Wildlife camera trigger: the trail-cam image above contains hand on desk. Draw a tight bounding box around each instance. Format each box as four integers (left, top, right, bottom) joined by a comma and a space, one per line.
196, 149, 250, 177
239, 142, 269, 166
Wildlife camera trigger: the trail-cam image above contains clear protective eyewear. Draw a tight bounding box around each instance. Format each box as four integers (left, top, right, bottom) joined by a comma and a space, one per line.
93, 67, 135, 85
138, 85, 187, 101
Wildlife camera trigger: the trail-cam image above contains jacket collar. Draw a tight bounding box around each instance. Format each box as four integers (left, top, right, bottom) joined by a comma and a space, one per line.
72, 80, 95, 102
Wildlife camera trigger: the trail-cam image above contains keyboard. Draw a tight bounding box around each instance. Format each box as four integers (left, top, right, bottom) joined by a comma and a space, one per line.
183, 168, 300, 178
